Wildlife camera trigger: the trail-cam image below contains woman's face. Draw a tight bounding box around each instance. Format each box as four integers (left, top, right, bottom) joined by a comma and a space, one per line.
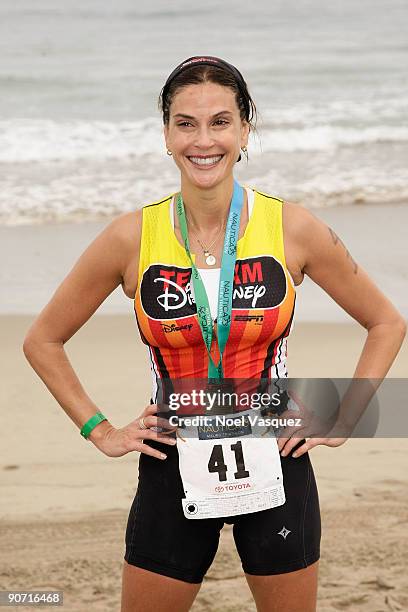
164, 81, 250, 190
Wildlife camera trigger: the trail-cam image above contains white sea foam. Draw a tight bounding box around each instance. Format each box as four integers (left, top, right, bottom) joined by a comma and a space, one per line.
1, 94, 408, 164
0, 101, 407, 224
249, 168, 408, 208
0, 118, 164, 163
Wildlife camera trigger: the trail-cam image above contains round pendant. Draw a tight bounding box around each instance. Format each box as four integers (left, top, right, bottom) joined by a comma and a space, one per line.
205, 254, 217, 266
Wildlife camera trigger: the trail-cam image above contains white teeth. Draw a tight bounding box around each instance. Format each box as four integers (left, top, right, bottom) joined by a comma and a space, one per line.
189, 155, 223, 166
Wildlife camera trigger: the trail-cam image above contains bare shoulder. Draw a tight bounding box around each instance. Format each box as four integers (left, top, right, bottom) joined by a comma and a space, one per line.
107, 209, 142, 247
282, 199, 333, 272
281, 199, 318, 284
282, 199, 318, 239
103, 209, 142, 268
281, 199, 404, 329
109, 209, 143, 298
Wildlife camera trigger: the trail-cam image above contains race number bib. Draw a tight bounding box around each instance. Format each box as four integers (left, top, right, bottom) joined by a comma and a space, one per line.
177, 409, 285, 519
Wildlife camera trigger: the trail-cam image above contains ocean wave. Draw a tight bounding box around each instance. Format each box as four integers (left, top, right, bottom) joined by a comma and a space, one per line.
1, 159, 407, 225
1, 98, 408, 162
0, 118, 164, 163
256, 124, 408, 152
249, 166, 408, 208
259, 96, 408, 127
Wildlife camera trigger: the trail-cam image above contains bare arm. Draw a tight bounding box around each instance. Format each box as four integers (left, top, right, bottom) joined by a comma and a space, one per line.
22, 211, 175, 457
278, 203, 406, 457
22, 212, 136, 441
290, 203, 406, 377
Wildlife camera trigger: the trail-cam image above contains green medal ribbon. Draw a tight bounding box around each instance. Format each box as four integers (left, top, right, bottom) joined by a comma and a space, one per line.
176, 179, 244, 379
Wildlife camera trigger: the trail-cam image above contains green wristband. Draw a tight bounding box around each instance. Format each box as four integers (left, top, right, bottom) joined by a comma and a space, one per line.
80, 412, 107, 439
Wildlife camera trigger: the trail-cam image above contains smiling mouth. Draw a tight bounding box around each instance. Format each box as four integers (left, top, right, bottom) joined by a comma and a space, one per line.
187, 154, 224, 167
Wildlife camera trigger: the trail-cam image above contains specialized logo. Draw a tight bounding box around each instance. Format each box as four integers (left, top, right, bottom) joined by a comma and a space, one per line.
278, 526, 291, 539
161, 323, 193, 333
140, 257, 287, 320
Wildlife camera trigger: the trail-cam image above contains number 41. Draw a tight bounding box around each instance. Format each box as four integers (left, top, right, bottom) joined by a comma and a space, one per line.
208, 441, 250, 482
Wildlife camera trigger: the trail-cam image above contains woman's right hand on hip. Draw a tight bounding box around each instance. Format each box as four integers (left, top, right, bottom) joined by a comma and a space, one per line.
91, 404, 177, 459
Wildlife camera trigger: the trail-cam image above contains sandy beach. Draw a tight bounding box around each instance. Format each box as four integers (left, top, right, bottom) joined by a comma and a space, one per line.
1, 314, 407, 611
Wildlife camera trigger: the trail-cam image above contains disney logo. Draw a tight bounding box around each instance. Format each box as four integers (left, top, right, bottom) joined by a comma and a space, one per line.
154, 277, 194, 311
161, 323, 193, 333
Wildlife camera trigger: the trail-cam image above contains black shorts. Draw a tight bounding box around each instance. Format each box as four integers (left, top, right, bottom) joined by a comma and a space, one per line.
124, 438, 321, 584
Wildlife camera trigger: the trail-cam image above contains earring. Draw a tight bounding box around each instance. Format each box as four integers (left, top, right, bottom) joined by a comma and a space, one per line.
167, 149, 173, 156
241, 146, 248, 153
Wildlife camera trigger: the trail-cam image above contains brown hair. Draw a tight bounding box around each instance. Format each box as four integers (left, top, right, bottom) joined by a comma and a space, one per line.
158, 59, 258, 162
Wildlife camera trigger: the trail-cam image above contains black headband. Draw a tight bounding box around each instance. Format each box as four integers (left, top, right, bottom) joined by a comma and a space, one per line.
162, 55, 250, 121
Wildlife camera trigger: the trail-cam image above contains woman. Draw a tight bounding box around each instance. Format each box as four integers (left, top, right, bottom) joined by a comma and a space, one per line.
23, 56, 406, 612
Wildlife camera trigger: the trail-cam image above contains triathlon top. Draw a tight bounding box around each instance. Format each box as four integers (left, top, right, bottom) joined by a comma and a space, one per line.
134, 185, 296, 400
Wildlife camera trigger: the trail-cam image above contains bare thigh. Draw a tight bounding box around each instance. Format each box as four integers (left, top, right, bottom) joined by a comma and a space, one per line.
245, 560, 319, 612
121, 561, 201, 612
